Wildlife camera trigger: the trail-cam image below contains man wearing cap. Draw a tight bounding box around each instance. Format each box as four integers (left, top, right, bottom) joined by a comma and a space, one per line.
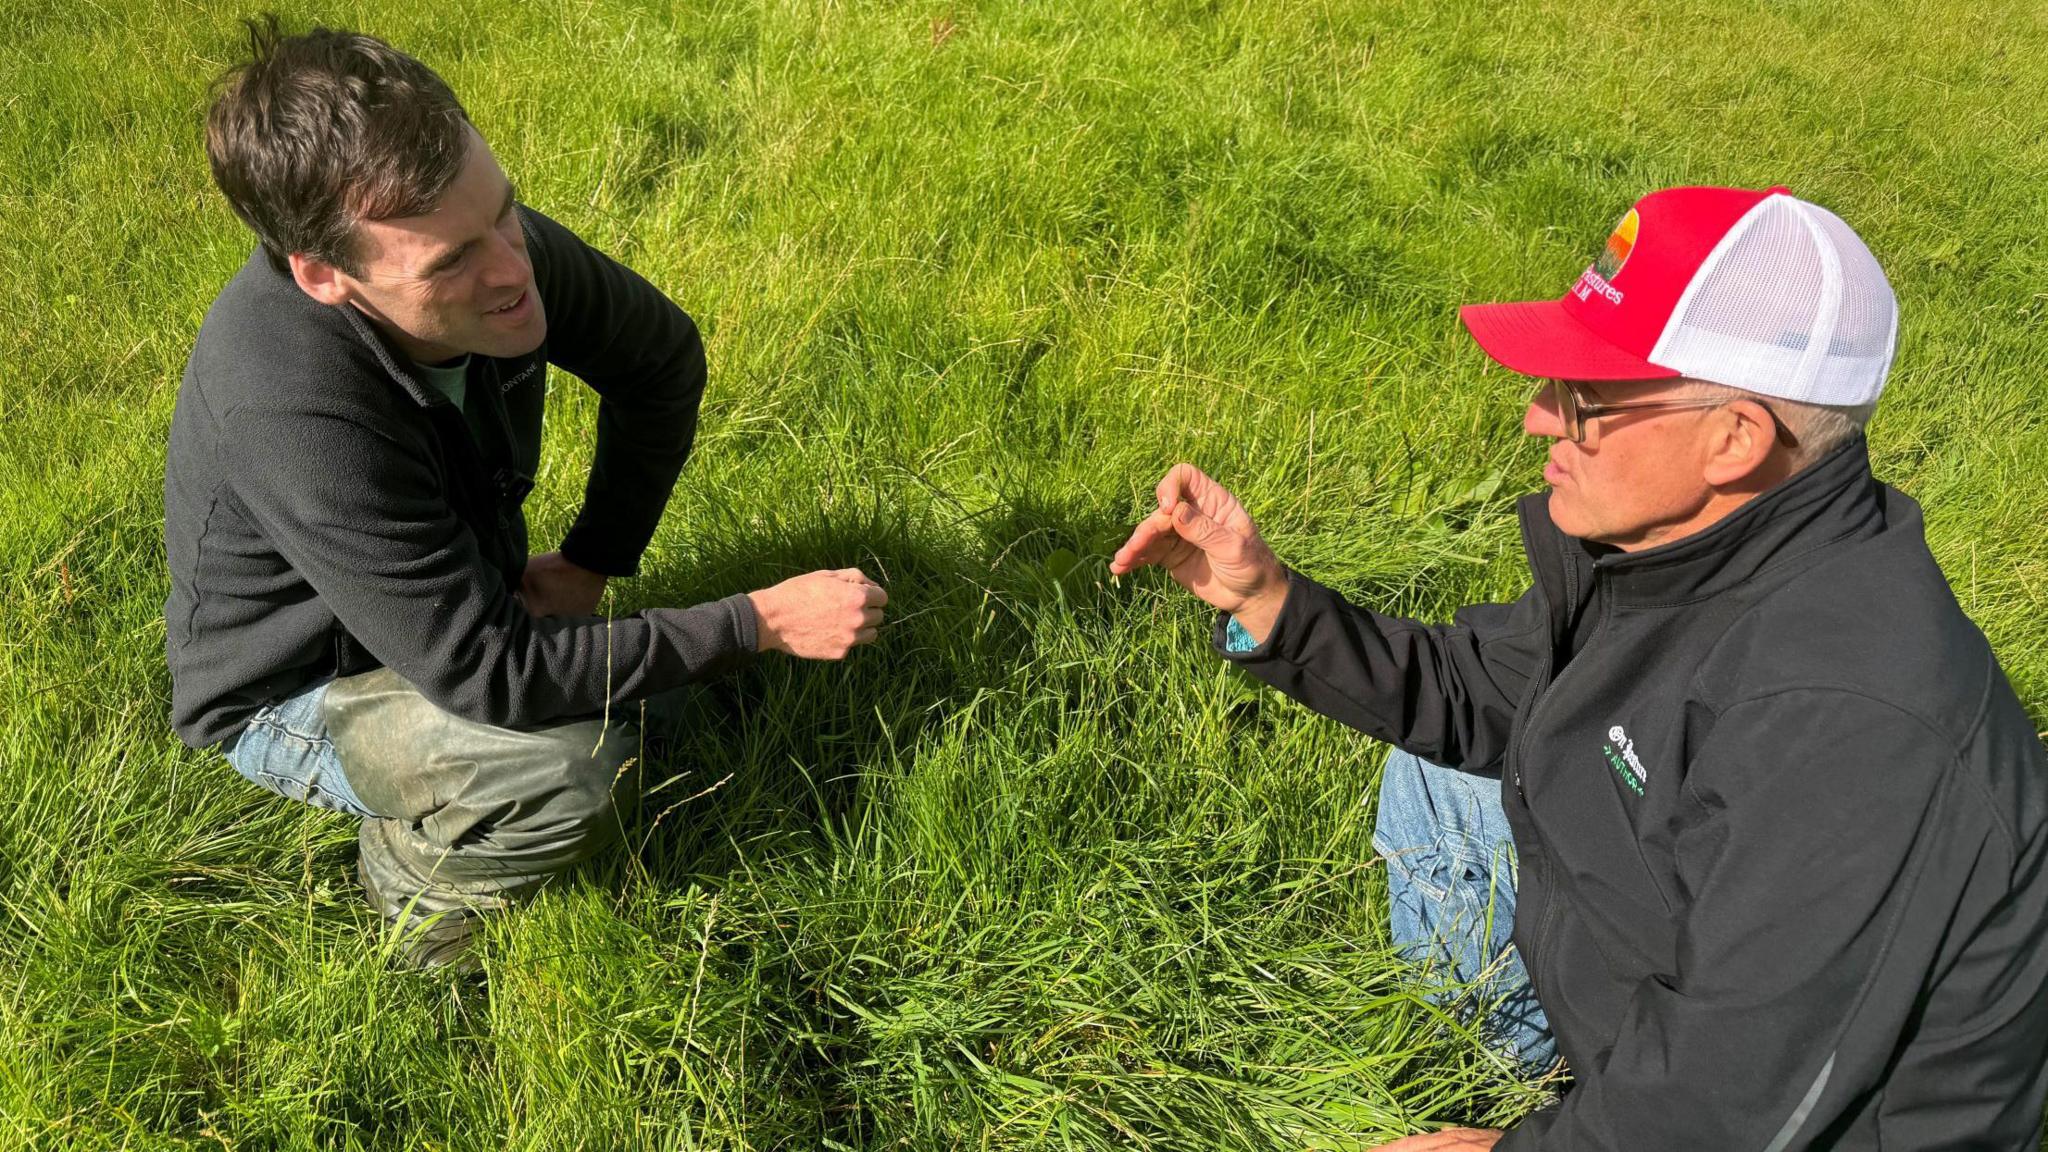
1112, 186, 2048, 1147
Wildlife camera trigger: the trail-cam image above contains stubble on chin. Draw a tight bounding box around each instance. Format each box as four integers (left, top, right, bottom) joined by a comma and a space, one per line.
505, 295, 547, 357
1546, 489, 1591, 541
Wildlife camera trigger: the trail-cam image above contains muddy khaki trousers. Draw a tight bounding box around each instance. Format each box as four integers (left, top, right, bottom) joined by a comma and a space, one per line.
224, 667, 641, 938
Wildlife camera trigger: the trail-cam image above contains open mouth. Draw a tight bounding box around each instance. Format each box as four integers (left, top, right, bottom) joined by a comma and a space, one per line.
487, 291, 527, 316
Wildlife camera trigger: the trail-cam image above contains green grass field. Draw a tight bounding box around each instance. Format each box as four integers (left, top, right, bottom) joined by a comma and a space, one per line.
5, 0, 2047, 1147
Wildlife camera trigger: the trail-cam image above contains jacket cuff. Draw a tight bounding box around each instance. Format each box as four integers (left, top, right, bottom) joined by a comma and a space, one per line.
720, 591, 759, 656
559, 527, 644, 579
1210, 571, 1298, 662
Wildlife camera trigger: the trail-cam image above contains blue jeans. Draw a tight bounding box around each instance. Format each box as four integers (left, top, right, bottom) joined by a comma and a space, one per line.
224, 677, 376, 818
1372, 748, 1557, 1071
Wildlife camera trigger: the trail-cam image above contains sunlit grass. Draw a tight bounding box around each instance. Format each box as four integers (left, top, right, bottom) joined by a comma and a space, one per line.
3, 0, 2044, 1146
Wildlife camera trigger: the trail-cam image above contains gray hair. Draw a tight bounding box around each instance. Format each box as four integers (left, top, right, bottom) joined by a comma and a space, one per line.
1675, 380, 1873, 468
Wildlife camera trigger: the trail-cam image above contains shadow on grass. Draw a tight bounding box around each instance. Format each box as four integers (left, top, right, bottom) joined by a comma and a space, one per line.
487, 495, 1535, 1150
612, 490, 1135, 887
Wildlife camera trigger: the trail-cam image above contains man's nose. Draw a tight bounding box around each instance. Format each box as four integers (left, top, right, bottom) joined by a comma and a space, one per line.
1524, 384, 1566, 440
479, 231, 530, 287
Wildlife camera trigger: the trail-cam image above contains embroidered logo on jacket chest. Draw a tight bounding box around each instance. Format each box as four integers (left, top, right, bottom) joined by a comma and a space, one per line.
502, 362, 541, 393
1603, 725, 1648, 796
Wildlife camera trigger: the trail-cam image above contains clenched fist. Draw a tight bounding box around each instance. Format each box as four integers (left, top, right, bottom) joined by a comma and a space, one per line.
747, 568, 888, 659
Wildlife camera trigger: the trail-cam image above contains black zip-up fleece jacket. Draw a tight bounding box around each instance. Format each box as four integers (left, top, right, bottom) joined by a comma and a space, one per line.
165, 206, 756, 748
1221, 438, 2048, 1149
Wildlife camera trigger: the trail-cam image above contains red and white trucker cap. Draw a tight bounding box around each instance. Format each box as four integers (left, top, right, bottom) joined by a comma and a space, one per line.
1460, 186, 1898, 406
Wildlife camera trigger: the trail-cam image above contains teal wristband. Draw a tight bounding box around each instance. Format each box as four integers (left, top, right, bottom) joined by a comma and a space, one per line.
1224, 616, 1259, 653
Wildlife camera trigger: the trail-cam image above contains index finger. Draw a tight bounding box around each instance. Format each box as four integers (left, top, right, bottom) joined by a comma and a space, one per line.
1158, 462, 1256, 535
1154, 463, 1212, 513
1109, 509, 1178, 574
862, 583, 889, 608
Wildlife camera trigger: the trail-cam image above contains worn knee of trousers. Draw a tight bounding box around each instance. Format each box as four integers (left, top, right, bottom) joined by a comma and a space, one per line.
324, 668, 643, 915
525, 715, 643, 863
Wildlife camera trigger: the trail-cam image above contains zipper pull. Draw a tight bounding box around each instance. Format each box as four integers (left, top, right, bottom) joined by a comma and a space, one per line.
492, 467, 533, 504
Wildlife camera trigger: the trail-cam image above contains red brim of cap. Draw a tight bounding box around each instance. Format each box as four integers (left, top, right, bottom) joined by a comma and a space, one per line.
1458, 300, 1680, 381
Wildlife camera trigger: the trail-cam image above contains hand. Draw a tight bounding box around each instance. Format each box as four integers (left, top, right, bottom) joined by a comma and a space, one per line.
1373, 1128, 1503, 1151
519, 551, 609, 617
748, 568, 887, 659
1109, 463, 1289, 642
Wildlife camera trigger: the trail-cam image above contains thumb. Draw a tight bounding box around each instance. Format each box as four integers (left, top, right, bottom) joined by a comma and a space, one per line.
1171, 500, 1230, 552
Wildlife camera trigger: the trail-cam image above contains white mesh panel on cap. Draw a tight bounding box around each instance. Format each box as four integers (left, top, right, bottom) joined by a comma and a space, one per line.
1649, 195, 1897, 406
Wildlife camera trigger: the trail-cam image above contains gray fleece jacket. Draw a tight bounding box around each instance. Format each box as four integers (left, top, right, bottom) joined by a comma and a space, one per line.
164, 206, 756, 748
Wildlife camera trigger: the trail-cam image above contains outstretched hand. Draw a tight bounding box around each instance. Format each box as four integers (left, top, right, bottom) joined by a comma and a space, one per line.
1110, 464, 1289, 642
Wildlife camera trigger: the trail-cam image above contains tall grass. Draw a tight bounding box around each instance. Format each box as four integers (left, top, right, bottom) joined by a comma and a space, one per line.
3, 0, 2045, 1147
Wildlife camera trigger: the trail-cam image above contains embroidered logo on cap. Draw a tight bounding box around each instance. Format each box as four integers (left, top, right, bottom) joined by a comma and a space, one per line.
1571, 208, 1637, 307
1572, 206, 1638, 305
1594, 209, 1639, 279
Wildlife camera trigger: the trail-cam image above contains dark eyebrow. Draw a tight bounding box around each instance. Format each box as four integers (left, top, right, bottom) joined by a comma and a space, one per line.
419, 182, 518, 277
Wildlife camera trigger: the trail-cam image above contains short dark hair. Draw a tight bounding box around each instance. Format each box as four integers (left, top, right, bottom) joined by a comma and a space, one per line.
205, 15, 471, 273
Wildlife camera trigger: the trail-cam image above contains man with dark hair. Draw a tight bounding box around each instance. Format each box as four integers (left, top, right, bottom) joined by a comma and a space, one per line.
165, 19, 882, 968
1113, 186, 2048, 1147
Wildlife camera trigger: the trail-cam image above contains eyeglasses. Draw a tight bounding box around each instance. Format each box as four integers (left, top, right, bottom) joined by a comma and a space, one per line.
1546, 378, 1797, 447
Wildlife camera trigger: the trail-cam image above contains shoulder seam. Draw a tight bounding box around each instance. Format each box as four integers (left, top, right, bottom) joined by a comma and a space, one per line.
1706, 681, 2013, 854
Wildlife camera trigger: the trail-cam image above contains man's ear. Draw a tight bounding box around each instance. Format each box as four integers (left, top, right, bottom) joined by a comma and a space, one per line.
287, 251, 356, 308
1700, 399, 1782, 487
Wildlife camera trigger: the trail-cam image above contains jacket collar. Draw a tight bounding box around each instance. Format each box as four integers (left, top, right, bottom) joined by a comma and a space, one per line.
340, 304, 444, 409
247, 246, 444, 409
1525, 433, 1886, 609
